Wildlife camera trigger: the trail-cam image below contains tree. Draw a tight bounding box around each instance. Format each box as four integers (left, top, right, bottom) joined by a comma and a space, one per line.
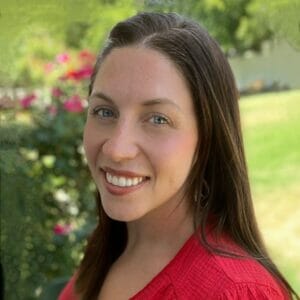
143, 0, 300, 55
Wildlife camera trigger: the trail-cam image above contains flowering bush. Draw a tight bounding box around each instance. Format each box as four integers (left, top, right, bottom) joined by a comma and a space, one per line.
53, 224, 73, 236
63, 95, 85, 113
20, 93, 37, 108
1, 49, 97, 299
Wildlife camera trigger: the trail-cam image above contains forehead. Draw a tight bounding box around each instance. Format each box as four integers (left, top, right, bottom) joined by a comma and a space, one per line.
92, 46, 192, 107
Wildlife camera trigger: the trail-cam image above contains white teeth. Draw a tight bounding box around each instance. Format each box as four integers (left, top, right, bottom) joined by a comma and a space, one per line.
105, 172, 145, 187
112, 176, 119, 186
119, 177, 126, 187
126, 178, 133, 186
107, 172, 112, 182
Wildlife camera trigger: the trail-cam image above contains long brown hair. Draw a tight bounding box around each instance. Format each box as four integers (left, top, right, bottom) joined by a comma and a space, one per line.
76, 12, 298, 299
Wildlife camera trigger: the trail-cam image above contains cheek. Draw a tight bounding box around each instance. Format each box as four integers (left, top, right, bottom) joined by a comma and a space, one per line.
150, 132, 198, 174
83, 122, 101, 166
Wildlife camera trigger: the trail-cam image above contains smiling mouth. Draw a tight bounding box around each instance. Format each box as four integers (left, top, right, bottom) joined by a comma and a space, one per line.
100, 168, 150, 189
106, 172, 146, 187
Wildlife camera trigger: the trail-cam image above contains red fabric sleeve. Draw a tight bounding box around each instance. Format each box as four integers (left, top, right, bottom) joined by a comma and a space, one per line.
58, 275, 78, 300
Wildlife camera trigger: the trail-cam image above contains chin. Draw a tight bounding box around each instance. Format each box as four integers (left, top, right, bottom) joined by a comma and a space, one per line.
102, 203, 146, 223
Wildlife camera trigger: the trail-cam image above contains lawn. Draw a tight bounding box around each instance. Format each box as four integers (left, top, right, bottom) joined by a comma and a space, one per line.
240, 89, 300, 293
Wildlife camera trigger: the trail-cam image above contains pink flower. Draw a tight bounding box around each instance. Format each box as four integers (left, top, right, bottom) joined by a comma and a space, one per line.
20, 93, 36, 109
62, 65, 93, 81
44, 63, 54, 73
77, 65, 93, 79
63, 95, 84, 113
56, 53, 70, 64
78, 49, 96, 63
51, 87, 63, 98
53, 224, 72, 235
47, 105, 58, 116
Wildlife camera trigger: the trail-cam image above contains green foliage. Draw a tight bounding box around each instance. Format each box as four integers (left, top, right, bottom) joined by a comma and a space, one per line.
143, 0, 300, 54
265, 0, 300, 50
1, 123, 53, 299
0, 0, 138, 86
0, 119, 94, 299
79, 0, 139, 51
143, 0, 269, 53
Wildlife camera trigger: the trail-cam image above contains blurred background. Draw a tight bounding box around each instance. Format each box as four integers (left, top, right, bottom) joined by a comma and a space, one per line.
0, 0, 299, 299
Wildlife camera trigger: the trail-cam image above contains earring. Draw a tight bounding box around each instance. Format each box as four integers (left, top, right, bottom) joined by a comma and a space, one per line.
200, 180, 210, 200
194, 180, 210, 208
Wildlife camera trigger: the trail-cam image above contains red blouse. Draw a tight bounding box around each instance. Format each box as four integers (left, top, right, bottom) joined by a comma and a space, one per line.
59, 233, 289, 299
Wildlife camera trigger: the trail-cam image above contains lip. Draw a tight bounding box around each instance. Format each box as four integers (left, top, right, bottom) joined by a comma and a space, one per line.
100, 168, 150, 196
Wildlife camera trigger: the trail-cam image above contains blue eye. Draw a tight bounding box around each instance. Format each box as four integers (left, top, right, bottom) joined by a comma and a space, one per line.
92, 107, 116, 119
149, 115, 169, 125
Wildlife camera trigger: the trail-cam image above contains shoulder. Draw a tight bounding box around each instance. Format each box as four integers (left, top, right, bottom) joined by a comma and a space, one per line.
166, 235, 289, 299
214, 283, 288, 299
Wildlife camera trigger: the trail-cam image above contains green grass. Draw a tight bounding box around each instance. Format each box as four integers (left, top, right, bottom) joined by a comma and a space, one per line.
240, 90, 300, 293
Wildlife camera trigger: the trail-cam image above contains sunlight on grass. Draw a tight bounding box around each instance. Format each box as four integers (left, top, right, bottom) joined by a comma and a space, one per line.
240, 90, 300, 293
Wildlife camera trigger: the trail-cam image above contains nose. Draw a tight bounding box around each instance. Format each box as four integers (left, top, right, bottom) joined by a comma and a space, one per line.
101, 123, 139, 163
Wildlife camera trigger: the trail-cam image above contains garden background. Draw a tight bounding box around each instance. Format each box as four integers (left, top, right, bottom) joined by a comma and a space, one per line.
0, 0, 299, 299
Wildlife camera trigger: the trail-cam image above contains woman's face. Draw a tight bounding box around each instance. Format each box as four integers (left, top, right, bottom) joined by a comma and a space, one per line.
83, 46, 198, 222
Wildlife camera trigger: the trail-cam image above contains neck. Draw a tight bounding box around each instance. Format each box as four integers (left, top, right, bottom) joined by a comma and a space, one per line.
124, 198, 194, 257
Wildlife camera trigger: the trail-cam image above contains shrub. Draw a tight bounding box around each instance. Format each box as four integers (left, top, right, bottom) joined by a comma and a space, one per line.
0, 49, 96, 299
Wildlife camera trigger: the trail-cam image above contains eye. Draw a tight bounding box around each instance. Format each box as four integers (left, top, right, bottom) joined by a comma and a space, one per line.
91, 107, 117, 119
149, 114, 169, 125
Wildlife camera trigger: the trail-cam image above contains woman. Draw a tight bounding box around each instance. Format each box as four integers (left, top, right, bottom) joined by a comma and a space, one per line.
59, 12, 298, 299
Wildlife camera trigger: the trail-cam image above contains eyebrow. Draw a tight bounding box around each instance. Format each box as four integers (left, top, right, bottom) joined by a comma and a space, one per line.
89, 91, 182, 111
